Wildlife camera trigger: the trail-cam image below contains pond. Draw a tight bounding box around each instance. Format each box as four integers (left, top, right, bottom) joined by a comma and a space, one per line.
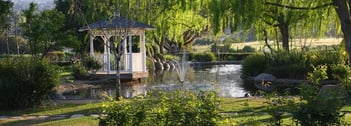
61, 64, 252, 99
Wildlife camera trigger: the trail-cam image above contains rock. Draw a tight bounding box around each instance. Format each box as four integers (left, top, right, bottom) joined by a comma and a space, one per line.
167, 60, 176, 70
71, 114, 84, 118
254, 73, 277, 91
320, 84, 341, 94
50, 115, 67, 120
90, 114, 100, 118
244, 93, 252, 97
0, 116, 9, 120
163, 62, 170, 71
154, 61, 164, 70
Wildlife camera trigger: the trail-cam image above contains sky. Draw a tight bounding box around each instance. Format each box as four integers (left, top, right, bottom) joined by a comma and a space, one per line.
10, 0, 55, 12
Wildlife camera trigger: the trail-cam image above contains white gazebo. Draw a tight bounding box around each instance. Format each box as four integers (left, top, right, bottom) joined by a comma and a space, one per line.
79, 17, 154, 79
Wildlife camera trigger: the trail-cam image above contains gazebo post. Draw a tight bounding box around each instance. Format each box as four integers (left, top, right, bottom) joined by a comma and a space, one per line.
123, 35, 127, 71
102, 35, 111, 74
128, 35, 133, 72
107, 35, 111, 74
89, 34, 94, 57
141, 32, 146, 72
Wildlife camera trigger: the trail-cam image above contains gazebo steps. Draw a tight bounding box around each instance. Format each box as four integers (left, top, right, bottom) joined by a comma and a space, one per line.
90, 71, 148, 80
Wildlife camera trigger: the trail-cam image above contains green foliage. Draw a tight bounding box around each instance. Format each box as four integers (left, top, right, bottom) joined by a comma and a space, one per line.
72, 63, 89, 80
0, 57, 60, 110
210, 43, 236, 53
83, 56, 102, 72
242, 50, 346, 79
242, 46, 256, 52
100, 90, 221, 126
265, 92, 296, 126
0, 0, 13, 29
241, 53, 268, 77
307, 65, 328, 85
330, 64, 351, 90
22, 4, 79, 57
163, 54, 179, 61
291, 64, 346, 125
190, 52, 217, 62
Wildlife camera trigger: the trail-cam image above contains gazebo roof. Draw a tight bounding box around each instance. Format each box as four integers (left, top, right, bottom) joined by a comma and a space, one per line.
79, 17, 154, 32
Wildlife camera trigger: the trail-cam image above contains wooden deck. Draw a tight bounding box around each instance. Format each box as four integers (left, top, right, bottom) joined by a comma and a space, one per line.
90, 71, 148, 80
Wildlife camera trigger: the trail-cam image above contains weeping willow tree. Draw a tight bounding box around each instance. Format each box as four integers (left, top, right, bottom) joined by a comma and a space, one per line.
332, 0, 351, 64
124, 0, 209, 54
55, 0, 209, 57
208, 0, 336, 51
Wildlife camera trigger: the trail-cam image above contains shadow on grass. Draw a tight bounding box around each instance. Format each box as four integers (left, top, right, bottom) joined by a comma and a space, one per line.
220, 106, 266, 114
0, 102, 102, 126
222, 113, 293, 125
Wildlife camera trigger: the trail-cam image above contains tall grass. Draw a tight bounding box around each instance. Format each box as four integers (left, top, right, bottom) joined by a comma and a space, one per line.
241, 50, 347, 79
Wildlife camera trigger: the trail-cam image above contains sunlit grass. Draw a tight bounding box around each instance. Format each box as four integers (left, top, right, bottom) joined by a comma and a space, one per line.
0, 102, 102, 116
193, 37, 342, 53
1, 97, 351, 125
34, 116, 99, 126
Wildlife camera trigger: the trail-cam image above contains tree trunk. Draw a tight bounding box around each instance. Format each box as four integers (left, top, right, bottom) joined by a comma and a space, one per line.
115, 54, 121, 101
333, 0, 351, 64
341, 23, 351, 64
279, 24, 289, 51
343, 28, 351, 64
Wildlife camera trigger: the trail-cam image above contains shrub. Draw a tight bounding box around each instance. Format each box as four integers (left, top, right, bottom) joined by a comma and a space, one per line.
191, 52, 217, 62
72, 63, 89, 80
84, 56, 102, 71
265, 92, 296, 126
241, 53, 268, 77
292, 65, 346, 125
0, 57, 60, 110
330, 64, 351, 91
163, 54, 179, 61
241, 50, 346, 79
100, 90, 221, 126
210, 43, 236, 53
242, 46, 256, 52
330, 64, 351, 81
308, 51, 341, 67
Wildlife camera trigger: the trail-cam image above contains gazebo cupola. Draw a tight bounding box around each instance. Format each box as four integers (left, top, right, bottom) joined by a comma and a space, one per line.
79, 17, 154, 79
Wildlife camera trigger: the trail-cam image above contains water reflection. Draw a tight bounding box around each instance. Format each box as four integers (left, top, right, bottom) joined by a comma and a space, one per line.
149, 64, 247, 97
61, 64, 250, 99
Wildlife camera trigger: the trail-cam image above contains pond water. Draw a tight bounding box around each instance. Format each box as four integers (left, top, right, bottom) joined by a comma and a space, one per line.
61, 64, 251, 99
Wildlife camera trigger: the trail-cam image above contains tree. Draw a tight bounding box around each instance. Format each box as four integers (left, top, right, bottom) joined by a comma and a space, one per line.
333, 0, 351, 63
22, 3, 79, 58
0, 0, 13, 30
242, 0, 351, 64
0, 0, 13, 55
208, 0, 334, 51
90, 0, 209, 54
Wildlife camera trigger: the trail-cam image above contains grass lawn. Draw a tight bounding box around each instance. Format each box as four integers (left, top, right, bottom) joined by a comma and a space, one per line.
193, 38, 342, 53
1, 97, 351, 126
35, 116, 99, 126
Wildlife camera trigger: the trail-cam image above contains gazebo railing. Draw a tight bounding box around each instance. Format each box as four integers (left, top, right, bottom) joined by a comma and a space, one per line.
94, 53, 127, 73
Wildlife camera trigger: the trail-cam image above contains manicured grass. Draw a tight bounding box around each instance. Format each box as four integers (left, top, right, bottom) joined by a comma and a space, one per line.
220, 97, 268, 113
193, 37, 341, 53
35, 116, 99, 126
1, 97, 351, 125
0, 102, 102, 116
1, 116, 99, 126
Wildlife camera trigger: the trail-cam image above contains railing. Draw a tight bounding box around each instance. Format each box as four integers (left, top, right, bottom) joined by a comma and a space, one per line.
94, 53, 127, 72
94, 53, 144, 73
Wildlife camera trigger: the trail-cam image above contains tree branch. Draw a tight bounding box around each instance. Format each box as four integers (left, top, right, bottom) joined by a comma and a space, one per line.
262, 19, 279, 27
265, 2, 333, 10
